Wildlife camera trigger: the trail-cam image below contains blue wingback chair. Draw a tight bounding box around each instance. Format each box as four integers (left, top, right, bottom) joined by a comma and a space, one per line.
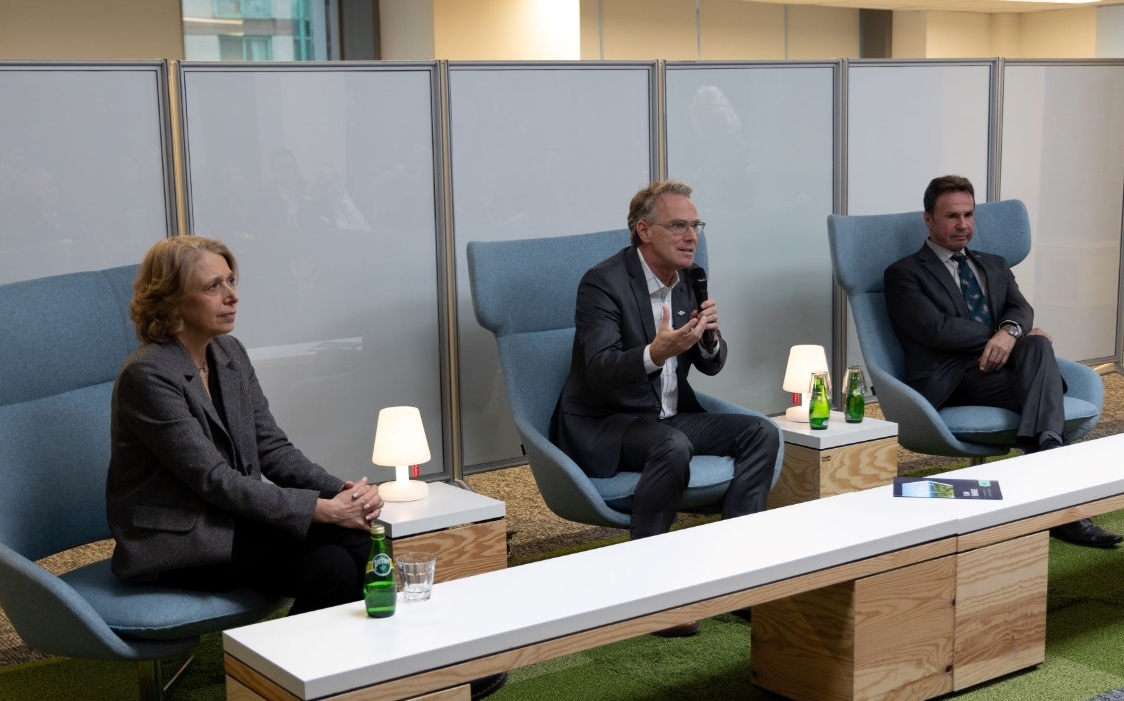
467, 230, 784, 529
0, 266, 287, 701
827, 199, 1102, 459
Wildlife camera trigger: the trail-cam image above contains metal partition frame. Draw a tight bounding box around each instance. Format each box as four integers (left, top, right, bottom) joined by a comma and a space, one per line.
997, 59, 1124, 369
834, 59, 999, 402
446, 61, 659, 473
0, 61, 176, 285
663, 60, 840, 416
10, 58, 1123, 481
177, 62, 452, 483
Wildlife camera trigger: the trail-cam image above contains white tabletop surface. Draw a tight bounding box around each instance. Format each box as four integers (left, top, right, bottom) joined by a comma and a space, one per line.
775, 410, 897, 449
909, 434, 1124, 533
376, 482, 505, 538
225, 433, 1124, 700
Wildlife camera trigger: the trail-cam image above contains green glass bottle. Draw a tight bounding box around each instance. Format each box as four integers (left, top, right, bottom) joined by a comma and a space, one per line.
844, 365, 866, 424
364, 524, 397, 618
809, 372, 831, 430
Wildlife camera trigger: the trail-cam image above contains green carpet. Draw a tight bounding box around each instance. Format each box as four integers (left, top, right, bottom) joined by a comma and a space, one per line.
5, 511, 1124, 701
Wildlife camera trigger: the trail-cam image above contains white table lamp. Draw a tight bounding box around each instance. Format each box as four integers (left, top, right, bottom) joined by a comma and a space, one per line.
371, 406, 431, 502
782, 345, 830, 422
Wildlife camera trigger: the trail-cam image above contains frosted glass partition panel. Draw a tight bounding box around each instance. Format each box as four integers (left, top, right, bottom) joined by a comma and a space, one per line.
180, 64, 445, 482
1000, 62, 1124, 363
845, 61, 994, 370
665, 62, 837, 416
449, 63, 655, 468
0, 62, 173, 284
847, 62, 993, 214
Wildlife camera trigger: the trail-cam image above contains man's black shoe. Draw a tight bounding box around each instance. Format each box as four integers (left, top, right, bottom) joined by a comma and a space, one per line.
470, 672, 508, 700
1050, 519, 1123, 548
1038, 436, 1064, 451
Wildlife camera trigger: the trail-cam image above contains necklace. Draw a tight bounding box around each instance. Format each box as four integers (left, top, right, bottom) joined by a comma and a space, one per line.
198, 363, 208, 375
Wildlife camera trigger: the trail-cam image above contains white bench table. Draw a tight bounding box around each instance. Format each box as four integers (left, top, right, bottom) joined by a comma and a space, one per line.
224, 434, 1124, 701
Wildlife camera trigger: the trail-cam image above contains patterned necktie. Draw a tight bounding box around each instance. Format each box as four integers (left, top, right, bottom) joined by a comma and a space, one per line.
951, 253, 992, 328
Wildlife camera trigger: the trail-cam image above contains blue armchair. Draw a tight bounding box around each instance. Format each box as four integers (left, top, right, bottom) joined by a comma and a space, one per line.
827, 199, 1102, 459
0, 266, 287, 701
467, 230, 783, 529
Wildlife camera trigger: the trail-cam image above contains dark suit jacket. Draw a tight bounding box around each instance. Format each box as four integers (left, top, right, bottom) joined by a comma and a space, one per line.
884, 242, 1033, 408
106, 334, 343, 582
550, 246, 727, 478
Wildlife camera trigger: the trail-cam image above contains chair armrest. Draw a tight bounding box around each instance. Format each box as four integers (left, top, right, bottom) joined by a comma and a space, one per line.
695, 392, 786, 488
511, 417, 632, 528
866, 366, 1007, 459
1059, 358, 1104, 408
1059, 358, 1103, 441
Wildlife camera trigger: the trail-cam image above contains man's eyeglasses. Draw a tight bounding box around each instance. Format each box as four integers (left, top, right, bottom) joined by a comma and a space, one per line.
650, 219, 706, 236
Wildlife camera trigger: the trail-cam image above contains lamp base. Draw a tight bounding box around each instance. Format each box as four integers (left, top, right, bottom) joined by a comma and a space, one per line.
785, 405, 811, 423
379, 479, 430, 502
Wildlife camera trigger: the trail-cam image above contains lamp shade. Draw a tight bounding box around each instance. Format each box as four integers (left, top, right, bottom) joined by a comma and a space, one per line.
782, 344, 830, 393
371, 406, 432, 466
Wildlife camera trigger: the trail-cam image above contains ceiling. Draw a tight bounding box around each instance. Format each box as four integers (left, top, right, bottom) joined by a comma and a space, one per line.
760, 0, 1124, 13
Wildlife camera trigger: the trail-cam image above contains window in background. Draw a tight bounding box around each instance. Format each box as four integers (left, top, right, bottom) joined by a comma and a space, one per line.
219, 34, 274, 61
184, 0, 331, 61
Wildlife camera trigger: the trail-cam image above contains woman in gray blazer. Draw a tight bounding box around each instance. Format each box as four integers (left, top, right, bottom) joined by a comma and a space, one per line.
106, 236, 382, 615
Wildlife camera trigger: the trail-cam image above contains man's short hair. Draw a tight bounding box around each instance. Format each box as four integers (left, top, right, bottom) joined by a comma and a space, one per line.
627, 180, 693, 246
923, 175, 974, 214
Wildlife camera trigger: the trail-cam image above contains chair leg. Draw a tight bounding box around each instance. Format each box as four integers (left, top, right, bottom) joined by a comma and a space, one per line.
136, 659, 163, 701
970, 457, 985, 466
137, 654, 197, 701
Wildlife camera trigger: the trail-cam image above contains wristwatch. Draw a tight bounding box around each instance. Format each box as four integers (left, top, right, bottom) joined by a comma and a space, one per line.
1001, 322, 1023, 339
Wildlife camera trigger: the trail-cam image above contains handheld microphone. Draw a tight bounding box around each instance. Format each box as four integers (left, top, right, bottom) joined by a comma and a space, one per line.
688, 265, 717, 352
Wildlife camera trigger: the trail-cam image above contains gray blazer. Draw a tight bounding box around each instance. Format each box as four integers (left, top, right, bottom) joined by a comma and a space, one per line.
550, 246, 727, 478
107, 334, 343, 582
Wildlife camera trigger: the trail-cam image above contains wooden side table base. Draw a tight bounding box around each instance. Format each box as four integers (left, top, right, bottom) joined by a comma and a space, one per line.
769, 437, 898, 509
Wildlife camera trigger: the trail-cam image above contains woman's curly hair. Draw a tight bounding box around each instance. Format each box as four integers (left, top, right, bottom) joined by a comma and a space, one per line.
131, 236, 238, 344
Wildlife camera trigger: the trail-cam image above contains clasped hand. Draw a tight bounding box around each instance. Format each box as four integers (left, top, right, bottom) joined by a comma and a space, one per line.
314, 476, 383, 530
649, 300, 719, 366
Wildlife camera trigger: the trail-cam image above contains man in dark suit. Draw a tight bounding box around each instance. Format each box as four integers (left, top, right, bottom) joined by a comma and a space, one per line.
885, 175, 1120, 548
550, 179, 781, 546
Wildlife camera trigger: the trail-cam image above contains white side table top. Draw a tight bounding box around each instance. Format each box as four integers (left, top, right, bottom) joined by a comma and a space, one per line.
775, 410, 897, 450
376, 481, 505, 538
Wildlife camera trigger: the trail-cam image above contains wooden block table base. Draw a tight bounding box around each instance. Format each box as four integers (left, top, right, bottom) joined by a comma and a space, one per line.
751, 531, 1048, 701
391, 519, 507, 583
768, 437, 899, 509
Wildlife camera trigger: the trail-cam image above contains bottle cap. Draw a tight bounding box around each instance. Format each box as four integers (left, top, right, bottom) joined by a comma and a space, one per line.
370, 523, 385, 535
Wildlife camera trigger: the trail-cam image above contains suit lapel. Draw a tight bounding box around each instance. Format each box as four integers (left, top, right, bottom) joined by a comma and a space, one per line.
211, 338, 253, 475
916, 244, 971, 318
170, 339, 225, 432
625, 248, 658, 341
171, 338, 242, 471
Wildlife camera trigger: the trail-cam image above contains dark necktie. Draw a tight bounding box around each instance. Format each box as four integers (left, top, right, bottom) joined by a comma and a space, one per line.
951, 253, 992, 328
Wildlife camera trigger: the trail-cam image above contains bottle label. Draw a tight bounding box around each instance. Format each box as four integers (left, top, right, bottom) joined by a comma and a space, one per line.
371, 553, 393, 577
